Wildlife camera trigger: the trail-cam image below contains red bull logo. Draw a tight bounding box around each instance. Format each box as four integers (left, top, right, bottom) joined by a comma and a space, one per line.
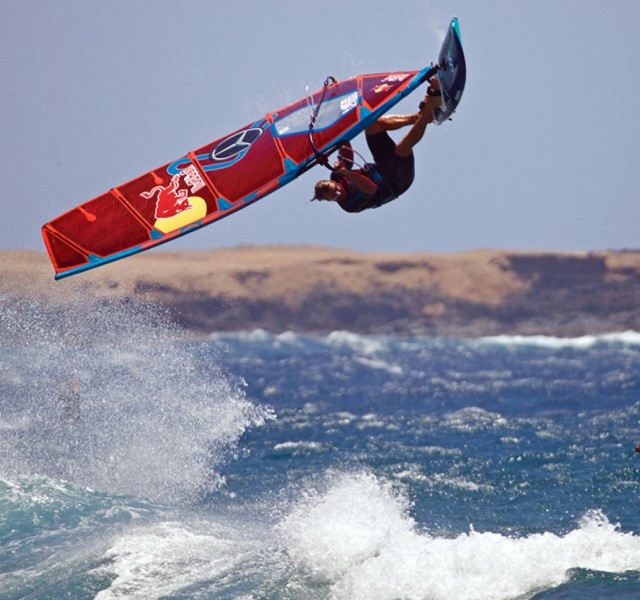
141, 174, 191, 219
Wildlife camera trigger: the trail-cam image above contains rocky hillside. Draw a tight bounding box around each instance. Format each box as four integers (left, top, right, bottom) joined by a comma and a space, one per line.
3, 246, 640, 337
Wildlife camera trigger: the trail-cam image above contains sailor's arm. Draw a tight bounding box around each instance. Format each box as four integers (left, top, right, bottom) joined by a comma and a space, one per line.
334, 167, 378, 196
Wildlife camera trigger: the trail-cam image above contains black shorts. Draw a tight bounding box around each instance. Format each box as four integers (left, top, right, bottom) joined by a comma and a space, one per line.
365, 131, 415, 196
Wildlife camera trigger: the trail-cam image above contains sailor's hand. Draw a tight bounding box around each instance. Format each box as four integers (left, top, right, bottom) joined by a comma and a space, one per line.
424, 94, 441, 110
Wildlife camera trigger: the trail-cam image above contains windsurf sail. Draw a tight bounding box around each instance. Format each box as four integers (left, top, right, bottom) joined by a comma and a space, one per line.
42, 18, 465, 279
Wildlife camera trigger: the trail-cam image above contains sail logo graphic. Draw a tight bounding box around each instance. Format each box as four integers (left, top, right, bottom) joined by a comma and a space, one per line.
381, 74, 410, 83
374, 74, 410, 94
140, 166, 205, 220
141, 174, 191, 219
210, 128, 262, 162
180, 164, 205, 194
340, 92, 358, 114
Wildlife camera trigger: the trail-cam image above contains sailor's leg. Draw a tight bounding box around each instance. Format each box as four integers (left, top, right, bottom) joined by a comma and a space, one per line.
394, 109, 433, 157
365, 114, 419, 135
394, 80, 442, 157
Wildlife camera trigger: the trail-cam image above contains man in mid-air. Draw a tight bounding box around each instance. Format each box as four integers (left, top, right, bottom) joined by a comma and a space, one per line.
311, 77, 442, 213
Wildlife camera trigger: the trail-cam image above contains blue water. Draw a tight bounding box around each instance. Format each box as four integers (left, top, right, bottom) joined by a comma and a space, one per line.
1, 298, 640, 599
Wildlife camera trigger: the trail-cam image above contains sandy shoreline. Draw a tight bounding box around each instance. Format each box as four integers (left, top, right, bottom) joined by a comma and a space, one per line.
2, 246, 640, 337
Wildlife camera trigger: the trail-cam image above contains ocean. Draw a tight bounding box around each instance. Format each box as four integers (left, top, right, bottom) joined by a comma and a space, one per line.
1, 298, 640, 599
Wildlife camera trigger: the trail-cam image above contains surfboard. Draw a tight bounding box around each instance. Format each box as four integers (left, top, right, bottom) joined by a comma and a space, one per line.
42, 18, 466, 279
433, 17, 466, 124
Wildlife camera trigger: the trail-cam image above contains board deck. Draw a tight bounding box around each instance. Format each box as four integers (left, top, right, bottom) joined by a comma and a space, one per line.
433, 17, 466, 124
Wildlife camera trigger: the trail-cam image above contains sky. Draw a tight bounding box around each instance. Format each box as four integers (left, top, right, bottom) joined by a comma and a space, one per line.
2, 0, 639, 255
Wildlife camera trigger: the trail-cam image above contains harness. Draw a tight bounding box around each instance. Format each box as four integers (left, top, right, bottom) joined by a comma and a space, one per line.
334, 163, 398, 212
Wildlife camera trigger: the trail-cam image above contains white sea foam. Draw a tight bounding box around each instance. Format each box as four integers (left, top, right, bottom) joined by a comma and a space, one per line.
15, 471, 640, 599
209, 328, 309, 348
326, 330, 386, 355
95, 520, 263, 600
278, 471, 414, 581
278, 471, 640, 600
443, 407, 509, 432
394, 465, 491, 492
354, 355, 403, 374
272, 441, 327, 456
480, 330, 640, 349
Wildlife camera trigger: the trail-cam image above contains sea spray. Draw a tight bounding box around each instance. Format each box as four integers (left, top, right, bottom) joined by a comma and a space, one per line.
0, 295, 274, 502
277, 471, 640, 600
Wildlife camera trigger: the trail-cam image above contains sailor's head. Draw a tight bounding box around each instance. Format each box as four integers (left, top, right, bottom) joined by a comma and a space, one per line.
312, 180, 342, 202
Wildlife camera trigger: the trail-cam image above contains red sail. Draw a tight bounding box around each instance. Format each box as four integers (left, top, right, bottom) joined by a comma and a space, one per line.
42, 70, 429, 279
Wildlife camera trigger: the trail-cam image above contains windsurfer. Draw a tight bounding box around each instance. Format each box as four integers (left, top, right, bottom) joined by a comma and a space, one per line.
311, 77, 442, 212
60, 376, 81, 424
